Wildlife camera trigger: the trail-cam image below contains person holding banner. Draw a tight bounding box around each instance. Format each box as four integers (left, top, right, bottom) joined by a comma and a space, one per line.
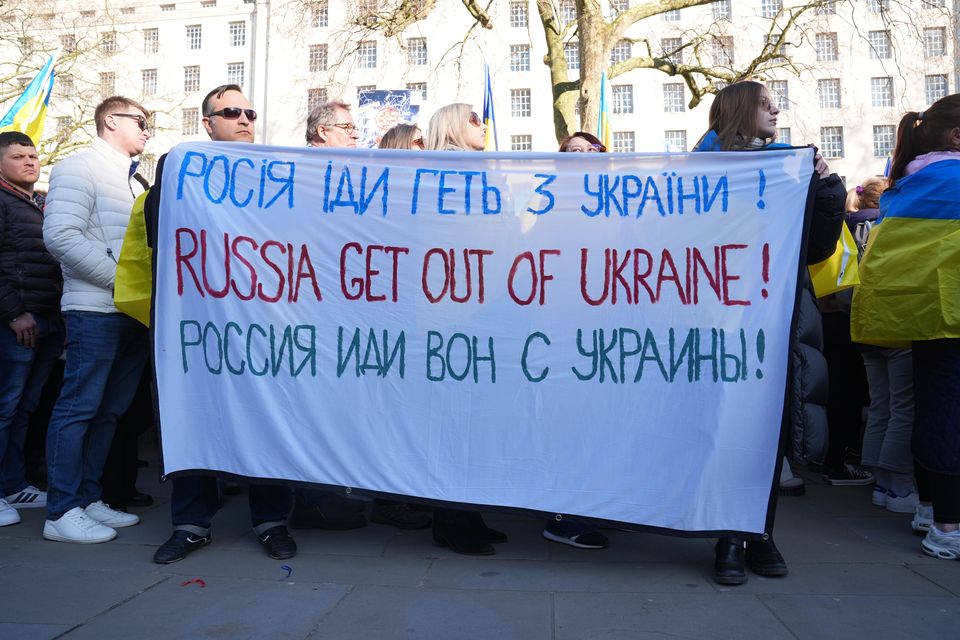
423, 103, 507, 555
694, 80, 846, 584
152, 85, 297, 563
853, 95, 960, 560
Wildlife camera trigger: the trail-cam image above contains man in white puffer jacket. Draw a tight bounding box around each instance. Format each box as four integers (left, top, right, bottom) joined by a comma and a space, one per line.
41, 96, 152, 544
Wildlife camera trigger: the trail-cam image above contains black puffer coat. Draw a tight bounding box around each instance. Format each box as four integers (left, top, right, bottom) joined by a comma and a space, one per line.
0, 178, 62, 322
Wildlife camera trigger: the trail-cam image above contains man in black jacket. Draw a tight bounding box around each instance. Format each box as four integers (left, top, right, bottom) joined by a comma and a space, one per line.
0, 131, 63, 525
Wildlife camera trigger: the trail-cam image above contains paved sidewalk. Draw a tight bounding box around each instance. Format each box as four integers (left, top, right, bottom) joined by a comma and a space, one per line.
1, 459, 958, 640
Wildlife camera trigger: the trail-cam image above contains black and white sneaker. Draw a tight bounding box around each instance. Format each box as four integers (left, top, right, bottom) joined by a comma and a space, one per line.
6, 485, 46, 509
153, 530, 211, 564
824, 463, 874, 486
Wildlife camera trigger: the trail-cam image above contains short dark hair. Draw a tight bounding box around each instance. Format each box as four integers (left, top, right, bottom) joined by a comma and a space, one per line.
0, 131, 36, 155
94, 96, 150, 135
558, 131, 606, 152
202, 84, 244, 116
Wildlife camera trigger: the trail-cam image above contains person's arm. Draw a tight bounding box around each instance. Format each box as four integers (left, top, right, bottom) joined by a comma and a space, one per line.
42, 159, 118, 290
806, 171, 846, 265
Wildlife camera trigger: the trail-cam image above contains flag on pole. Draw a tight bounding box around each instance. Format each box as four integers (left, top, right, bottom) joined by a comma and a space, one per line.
597, 71, 612, 150
482, 64, 498, 151
0, 50, 58, 145
883, 155, 892, 177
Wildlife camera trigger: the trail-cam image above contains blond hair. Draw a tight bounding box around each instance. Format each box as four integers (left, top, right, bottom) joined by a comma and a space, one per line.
425, 103, 475, 151
845, 177, 887, 212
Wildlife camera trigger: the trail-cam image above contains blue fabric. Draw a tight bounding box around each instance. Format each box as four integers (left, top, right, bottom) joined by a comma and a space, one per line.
0, 315, 63, 495
45, 311, 148, 518
692, 130, 792, 153
879, 160, 960, 221
171, 475, 292, 530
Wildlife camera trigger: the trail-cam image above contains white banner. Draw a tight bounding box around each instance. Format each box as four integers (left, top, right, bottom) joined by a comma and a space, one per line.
154, 142, 813, 534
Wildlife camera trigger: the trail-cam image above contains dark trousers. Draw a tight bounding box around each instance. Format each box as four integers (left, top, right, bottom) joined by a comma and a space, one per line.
101, 366, 153, 505
171, 475, 291, 530
822, 311, 869, 470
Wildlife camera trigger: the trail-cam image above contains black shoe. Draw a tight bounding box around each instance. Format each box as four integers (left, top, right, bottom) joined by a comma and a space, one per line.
433, 523, 495, 555
746, 537, 788, 577
153, 530, 210, 564
258, 526, 297, 560
466, 512, 508, 544
371, 502, 432, 530
713, 537, 747, 585
222, 481, 244, 495
289, 504, 367, 530
323, 493, 366, 514
111, 492, 154, 509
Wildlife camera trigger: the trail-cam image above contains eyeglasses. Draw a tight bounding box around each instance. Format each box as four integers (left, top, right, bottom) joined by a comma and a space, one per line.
468, 112, 483, 127
322, 122, 357, 132
758, 97, 777, 113
112, 113, 149, 131
207, 107, 258, 121
567, 144, 603, 153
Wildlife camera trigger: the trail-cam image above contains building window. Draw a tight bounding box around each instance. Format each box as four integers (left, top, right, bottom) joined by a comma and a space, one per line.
820, 126, 844, 158
559, 0, 577, 23
100, 72, 116, 99
760, 0, 781, 18
868, 31, 891, 59
564, 42, 580, 70
142, 69, 157, 96
922, 0, 946, 6
610, 0, 628, 17
144, 28, 158, 54
182, 108, 199, 135
511, 135, 532, 151
768, 79, 789, 110
56, 74, 75, 96
56, 116, 73, 133
662, 9, 680, 21
184, 66, 200, 92
227, 62, 245, 88
407, 82, 427, 100
817, 79, 841, 109
610, 39, 631, 64
661, 37, 683, 65
712, 0, 731, 19
663, 83, 685, 113
358, 41, 377, 68
311, 1, 329, 27
186, 25, 202, 50
776, 127, 791, 145
307, 87, 327, 112
201, 0, 216, 6
614, 131, 636, 152
867, 0, 888, 12
612, 84, 633, 114
815, 0, 836, 13
511, 88, 531, 117
873, 125, 895, 157
101, 31, 117, 54
870, 77, 892, 107
767, 34, 785, 63
230, 22, 246, 47
925, 74, 948, 104
408, 38, 427, 66
815, 33, 838, 62
711, 36, 734, 66
509, 1, 528, 27
161, 4, 175, 12
510, 45, 530, 72
357, 85, 376, 97
309, 44, 328, 72
60, 34, 76, 53
924, 27, 946, 58
664, 130, 687, 152
121, 6, 135, 14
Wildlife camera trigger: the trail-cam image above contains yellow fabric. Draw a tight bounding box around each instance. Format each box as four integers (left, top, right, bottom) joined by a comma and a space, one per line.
851, 217, 960, 347
809, 223, 860, 298
113, 191, 153, 327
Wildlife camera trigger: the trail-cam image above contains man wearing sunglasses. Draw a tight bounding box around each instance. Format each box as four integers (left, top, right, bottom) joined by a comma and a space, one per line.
305, 100, 360, 148
152, 84, 297, 565
41, 96, 153, 544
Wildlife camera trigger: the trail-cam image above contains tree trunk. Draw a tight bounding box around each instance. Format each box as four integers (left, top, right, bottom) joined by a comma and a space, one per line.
535, 0, 578, 142
576, 0, 607, 133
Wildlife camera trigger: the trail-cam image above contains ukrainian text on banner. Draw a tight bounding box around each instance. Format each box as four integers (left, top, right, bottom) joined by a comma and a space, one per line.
154, 143, 813, 534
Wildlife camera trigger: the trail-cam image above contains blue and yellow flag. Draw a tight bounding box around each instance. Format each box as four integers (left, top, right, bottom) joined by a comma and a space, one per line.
482, 65, 498, 151
851, 158, 960, 346
596, 71, 611, 150
0, 51, 57, 145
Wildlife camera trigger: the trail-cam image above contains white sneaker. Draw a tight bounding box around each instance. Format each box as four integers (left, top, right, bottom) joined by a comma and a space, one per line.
84, 501, 140, 528
921, 527, 960, 560
871, 485, 887, 507
885, 490, 919, 514
43, 507, 116, 543
0, 499, 21, 526
912, 505, 934, 533
5, 485, 46, 509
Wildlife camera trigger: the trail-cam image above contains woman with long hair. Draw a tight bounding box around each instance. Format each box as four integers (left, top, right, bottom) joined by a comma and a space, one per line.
854, 94, 960, 560
378, 124, 425, 150
694, 80, 846, 585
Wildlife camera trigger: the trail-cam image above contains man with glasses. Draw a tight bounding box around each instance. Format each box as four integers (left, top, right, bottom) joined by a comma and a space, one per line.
153, 84, 297, 564
305, 100, 360, 148
41, 96, 152, 543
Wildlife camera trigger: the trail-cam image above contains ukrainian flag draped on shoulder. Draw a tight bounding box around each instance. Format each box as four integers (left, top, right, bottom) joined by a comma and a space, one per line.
0, 51, 57, 144
851, 157, 960, 345
114, 190, 153, 327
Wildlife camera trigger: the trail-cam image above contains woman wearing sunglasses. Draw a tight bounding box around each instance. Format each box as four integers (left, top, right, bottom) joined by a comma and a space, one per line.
425, 104, 486, 152
377, 124, 425, 150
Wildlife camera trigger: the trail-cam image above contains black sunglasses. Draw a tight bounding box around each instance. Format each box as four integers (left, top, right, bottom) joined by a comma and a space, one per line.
207, 107, 257, 121
112, 113, 149, 131
469, 111, 482, 127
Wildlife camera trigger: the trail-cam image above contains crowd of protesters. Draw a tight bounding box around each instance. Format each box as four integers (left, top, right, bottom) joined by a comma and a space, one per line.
1, 79, 958, 585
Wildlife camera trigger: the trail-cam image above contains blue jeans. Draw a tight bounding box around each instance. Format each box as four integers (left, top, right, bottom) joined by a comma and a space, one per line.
46, 311, 148, 519
171, 475, 291, 535
0, 314, 64, 496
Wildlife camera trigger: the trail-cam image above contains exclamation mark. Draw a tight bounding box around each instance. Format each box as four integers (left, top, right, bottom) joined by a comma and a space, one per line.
757, 169, 766, 210
761, 243, 770, 299
755, 329, 765, 379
